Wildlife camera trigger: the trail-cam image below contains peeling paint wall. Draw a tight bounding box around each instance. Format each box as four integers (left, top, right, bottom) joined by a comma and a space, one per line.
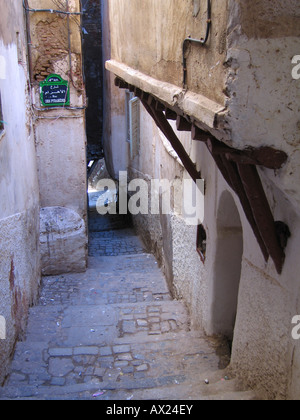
0, 1, 41, 384
109, 0, 228, 106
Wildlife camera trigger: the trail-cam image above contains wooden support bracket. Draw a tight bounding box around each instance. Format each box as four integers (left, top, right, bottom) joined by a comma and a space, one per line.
176, 115, 192, 132
140, 97, 201, 183
165, 108, 177, 120
113, 77, 289, 273
206, 138, 269, 261
238, 164, 286, 274
191, 124, 214, 142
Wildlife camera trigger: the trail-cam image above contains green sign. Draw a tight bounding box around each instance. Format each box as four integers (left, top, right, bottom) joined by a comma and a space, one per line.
40, 74, 70, 107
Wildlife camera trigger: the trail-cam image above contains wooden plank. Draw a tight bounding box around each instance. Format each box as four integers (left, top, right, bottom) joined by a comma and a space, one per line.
238, 164, 285, 274
207, 137, 287, 170
165, 108, 177, 120
245, 147, 288, 170
114, 77, 128, 89
206, 137, 232, 155
129, 97, 140, 159
225, 152, 260, 166
206, 137, 269, 261
221, 156, 269, 261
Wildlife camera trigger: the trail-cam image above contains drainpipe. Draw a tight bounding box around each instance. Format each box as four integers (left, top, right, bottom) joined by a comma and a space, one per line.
182, 0, 212, 88
24, 0, 33, 84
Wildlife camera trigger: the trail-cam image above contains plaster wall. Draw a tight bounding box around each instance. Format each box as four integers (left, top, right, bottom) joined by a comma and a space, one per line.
34, 117, 87, 217
0, 1, 41, 384
101, 0, 129, 179
27, 0, 88, 272
109, 0, 228, 106
130, 106, 300, 398
105, 0, 300, 399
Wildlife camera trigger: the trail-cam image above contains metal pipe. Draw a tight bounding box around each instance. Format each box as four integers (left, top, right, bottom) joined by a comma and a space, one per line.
182, 0, 212, 88
22, 0, 83, 15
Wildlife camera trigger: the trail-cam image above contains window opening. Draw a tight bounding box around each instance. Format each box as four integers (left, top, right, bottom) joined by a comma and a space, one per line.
197, 224, 207, 263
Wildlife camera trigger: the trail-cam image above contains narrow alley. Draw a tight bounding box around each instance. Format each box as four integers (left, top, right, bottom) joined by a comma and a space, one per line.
2, 0, 300, 401
0, 210, 254, 400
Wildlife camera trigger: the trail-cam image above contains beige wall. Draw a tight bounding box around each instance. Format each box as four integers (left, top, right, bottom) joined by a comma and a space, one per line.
0, 0, 41, 384
27, 0, 87, 216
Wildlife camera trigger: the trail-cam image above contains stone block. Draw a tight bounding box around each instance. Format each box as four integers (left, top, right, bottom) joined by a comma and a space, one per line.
40, 207, 87, 275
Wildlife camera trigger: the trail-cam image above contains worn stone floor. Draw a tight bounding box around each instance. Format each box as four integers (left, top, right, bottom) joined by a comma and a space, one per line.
0, 211, 255, 400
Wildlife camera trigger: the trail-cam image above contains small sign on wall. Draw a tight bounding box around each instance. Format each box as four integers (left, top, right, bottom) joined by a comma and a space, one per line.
40, 74, 70, 107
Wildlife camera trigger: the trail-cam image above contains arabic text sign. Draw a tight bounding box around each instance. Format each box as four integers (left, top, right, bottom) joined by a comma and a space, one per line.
40, 74, 70, 107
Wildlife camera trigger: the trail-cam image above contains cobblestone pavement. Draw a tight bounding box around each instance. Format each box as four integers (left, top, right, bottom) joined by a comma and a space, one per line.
0, 212, 255, 400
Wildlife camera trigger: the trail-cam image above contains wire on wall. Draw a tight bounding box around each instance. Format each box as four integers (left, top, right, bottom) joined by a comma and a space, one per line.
182, 0, 212, 88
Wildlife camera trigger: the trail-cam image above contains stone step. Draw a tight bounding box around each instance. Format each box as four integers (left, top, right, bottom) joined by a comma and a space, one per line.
0, 221, 257, 400
1, 329, 254, 400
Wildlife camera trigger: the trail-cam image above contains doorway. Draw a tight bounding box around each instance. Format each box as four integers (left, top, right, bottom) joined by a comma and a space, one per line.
210, 190, 243, 344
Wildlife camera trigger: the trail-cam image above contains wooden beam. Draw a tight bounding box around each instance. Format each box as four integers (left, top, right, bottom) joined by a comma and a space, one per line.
206, 137, 232, 155
176, 115, 192, 131
141, 98, 201, 183
155, 101, 165, 112
165, 108, 177, 120
225, 152, 260, 166
243, 147, 288, 170
207, 138, 287, 170
134, 87, 142, 98
114, 81, 288, 272
220, 156, 269, 261
205, 138, 269, 261
191, 125, 214, 142
225, 148, 287, 169
238, 164, 285, 274
114, 77, 128, 89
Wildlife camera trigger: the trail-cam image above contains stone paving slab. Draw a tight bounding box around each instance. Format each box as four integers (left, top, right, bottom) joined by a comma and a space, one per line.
0, 216, 255, 400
